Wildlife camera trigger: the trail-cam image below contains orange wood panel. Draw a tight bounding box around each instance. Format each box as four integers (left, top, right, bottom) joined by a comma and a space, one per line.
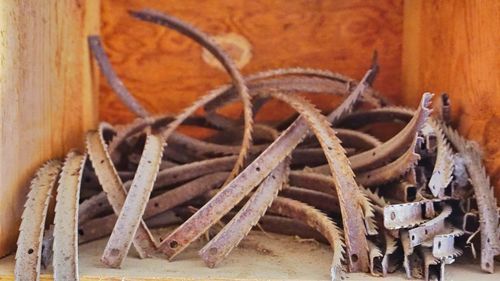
0, 0, 99, 257
402, 0, 500, 197
99, 0, 403, 124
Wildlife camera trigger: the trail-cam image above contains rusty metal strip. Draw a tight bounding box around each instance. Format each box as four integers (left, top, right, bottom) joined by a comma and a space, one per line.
280, 185, 340, 214
204, 75, 377, 131
428, 119, 454, 198
356, 135, 422, 187
336, 106, 414, 129
408, 204, 452, 247
288, 171, 376, 235
107, 114, 206, 163
161, 145, 199, 163
168, 132, 269, 157
268, 91, 370, 271
311, 95, 431, 175
362, 188, 386, 215
204, 67, 382, 116
292, 148, 337, 167
271, 72, 376, 241
53, 152, 86, 281
159, 159, 178, 169
146, 172, 227, 218
203, 95, 269, 131
130, 9, 254, 183
88, 36, 150, 118
145, 209, 185, 229
268, 197, 345, 280
155, 156, 236, 187
97, 88, 236, 260
199, 160, 288, 268
159, 117, 310, 259
289, 170, 336, 195
167, 209, 329, 244
79, 172, 228, 245
167, 132, 302, 161
346, 93, 433, 172
357, 189, 379, 236
101, 7, 259, 196
78, 192, 111, 225
149, 130, 285, 162
248, 75, 348, 96
254, 214, 327, 243
334, 128, 382, 151
78, 155, 237, 227
208, 122, 278, 144
157, 68, 373, 261
204, 60, 380, 131
253, 67, 384, 108
86, 126, 157, 259
79, 208, 183, 246
151, 85, 244, 179
441, 123, 499, 273
101, 133, 163, 268
15, 160, 62, 281
301, 129, 379, 156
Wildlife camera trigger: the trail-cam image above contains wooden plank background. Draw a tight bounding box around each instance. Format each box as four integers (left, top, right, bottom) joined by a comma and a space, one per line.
0, 0, 99, 257
99, 0, 403, 124
402, 0, 500, 198
99, 0, 499, 198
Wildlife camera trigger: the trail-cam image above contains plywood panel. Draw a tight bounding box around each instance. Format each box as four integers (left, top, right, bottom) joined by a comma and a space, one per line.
402, 0, 500, 197
99, 0, 403, 124
0, 0, 99, 257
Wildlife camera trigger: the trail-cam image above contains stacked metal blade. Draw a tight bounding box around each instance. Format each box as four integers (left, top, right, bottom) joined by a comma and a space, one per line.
14, 8, 499, 281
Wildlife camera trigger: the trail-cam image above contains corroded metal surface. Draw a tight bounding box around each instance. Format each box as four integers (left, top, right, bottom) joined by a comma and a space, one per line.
14, 9, 499, 280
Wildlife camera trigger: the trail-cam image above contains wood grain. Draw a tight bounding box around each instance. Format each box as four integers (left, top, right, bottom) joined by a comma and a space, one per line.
402, 0, 500, 198
0, 0, 99, 257
99, 0, 403, 124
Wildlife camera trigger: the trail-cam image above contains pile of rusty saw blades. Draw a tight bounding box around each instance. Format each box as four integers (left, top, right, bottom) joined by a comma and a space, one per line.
14, 8, 499, 281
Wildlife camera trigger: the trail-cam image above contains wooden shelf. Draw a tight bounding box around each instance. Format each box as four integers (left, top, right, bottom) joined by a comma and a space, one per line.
0, 230, 498, 280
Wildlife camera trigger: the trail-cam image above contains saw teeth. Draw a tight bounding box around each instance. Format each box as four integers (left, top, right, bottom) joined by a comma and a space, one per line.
101, 133, 164, 268
440, 122, 499, 273
14, 19, 499, 280
87, 125, 157, 260
199, 159, 289, 268
268, 197, 346, 281
428, 119, 455, 198
15, 160, 62, 281
53, 152, 86, 281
